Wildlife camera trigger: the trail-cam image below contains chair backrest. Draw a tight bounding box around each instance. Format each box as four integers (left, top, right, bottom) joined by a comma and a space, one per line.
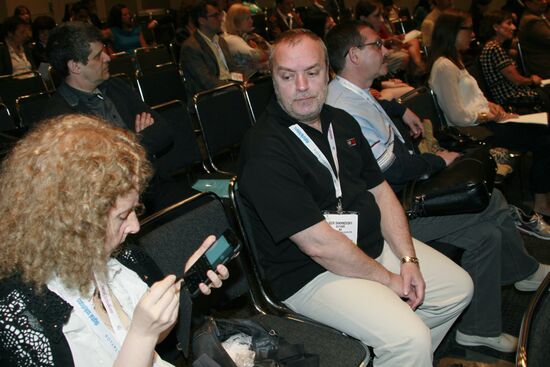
16, 91, 52, 128
0, 102, 18, 132
229, 177, 295, 316
467, 58, 493, 102
136, 191, 249, 303
110, 73, 135, 91
193, 83, 254, 175
517, 273, 550, 367
108, 52, 136, 81
0, 71, 48, 119
152, 99, 203, 179
136, 62, 187, 106
135, 45, 174, 73
516, 41, 528, 76
398, 86, 448, 130
244, 75, 274, 123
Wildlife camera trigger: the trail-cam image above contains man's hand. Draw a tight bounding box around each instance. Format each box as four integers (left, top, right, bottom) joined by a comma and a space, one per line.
135, 112, 155, 133
402, 108, 424, 138
435, 150, 461, 166
381, 79, 408, 88
184, 235, 230, 295
400, 263, 425, 310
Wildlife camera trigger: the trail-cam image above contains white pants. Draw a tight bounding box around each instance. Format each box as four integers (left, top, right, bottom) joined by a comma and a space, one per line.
284, 239, 473, 367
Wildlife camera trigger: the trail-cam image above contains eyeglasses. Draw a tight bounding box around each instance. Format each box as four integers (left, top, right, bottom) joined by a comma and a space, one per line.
344, 39, 384, 57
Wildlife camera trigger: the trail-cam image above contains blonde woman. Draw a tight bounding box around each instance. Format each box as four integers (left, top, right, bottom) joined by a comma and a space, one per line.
223, 3, 270, 78
0, 114, 228, 366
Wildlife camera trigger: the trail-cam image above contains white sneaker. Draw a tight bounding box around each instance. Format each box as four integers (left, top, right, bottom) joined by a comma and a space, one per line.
455, 330, 518, 353
515, 264, 550, 292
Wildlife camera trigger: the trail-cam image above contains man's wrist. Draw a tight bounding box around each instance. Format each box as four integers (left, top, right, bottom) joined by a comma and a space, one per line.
401, 256, 419, 265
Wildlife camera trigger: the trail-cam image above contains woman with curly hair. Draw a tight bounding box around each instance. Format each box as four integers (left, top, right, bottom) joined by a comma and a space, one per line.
0, 114, 228, 366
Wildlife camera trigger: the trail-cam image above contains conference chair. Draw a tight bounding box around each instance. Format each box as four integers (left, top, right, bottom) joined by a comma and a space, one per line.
134, 44, 174, 73
244, 75, 274, 123
0, 71, 48, 121
136, 62, 187, 106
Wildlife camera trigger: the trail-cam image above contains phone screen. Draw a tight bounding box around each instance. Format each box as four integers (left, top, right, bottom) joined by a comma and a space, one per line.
205, 235, 233, 267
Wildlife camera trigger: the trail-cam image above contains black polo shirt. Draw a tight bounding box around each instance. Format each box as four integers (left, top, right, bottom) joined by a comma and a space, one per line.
238, 98, 385, 301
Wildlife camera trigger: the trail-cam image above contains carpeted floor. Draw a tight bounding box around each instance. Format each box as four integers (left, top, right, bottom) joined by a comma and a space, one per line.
433, 231, 550, 366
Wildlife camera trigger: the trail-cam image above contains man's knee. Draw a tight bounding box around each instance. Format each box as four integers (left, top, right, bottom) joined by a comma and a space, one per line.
378, 324, 432, 360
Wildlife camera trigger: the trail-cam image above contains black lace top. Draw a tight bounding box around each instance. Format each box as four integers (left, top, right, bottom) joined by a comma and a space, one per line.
0, 245, 167, 366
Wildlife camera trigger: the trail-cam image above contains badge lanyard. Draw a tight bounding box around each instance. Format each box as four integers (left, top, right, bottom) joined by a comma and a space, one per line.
94, 273, 128, 345
48, 278, 121, 360
49, 273, 163, 366
289, 123, 343, 212
335, 76, 405, 144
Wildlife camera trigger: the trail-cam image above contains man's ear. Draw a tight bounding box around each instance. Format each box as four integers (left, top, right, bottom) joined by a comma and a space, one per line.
67, 60, 81, 75
198, 16, 207, 28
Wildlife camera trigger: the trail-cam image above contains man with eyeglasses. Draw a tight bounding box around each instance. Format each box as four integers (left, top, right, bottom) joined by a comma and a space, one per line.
180, 0, 242, 99
325, 20, 550, 353
238, 28, 473, 366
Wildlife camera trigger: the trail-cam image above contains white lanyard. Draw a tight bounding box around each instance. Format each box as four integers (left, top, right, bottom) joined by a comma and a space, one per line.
335, 76, 405, 143
289, 123, 343, 211
48, 281, 121, 360
94, 273, 128, 345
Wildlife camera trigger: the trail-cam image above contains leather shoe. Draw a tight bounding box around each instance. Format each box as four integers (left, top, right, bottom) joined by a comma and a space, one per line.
455, 330, 517, 353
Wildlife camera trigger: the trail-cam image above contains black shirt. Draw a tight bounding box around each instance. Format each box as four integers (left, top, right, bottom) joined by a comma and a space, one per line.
238, 98, 385, 300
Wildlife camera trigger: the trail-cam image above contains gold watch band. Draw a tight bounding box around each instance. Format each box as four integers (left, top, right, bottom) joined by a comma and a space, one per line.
401, 256, 419, 265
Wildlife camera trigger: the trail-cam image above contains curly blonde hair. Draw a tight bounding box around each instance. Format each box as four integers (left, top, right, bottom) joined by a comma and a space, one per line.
0, 114, 152, 293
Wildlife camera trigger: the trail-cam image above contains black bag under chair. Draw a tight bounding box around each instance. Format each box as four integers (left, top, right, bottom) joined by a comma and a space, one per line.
401, 147, 497, 219
192, 317, 319, 367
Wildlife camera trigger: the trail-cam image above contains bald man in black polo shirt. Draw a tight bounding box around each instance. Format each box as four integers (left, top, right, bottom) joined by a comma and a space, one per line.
238, 29, 473, 367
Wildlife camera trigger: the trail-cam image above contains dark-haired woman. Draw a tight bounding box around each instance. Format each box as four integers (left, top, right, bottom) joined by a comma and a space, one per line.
104, 4, 156, 54
479, 10, 547, 113
428, 9, 550, 223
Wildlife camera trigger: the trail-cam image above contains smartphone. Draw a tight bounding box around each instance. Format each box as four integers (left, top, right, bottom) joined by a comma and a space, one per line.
182, 229, 241, 297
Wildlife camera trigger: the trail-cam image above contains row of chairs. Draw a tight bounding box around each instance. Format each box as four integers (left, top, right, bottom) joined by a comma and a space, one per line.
152, 76, 273, 183
135, 189, 370, 366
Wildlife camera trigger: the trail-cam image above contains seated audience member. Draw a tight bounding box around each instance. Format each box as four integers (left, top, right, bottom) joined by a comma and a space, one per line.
180, 0, 241, 100
421, 0, 453, 48
480, 10, 547, 112
13, 4, 31, 24
518, 0, 550, 79
355, 0, 425, 74
104, 4, 147, 54
223, 4, 270, 78
267, 0, 304, 40
429, 10, 550, 220
0, 114, 229, 366
413, 0, 431, 28
302, 8, 336, 39
44, 22, 186, 213
0, 16, 33, 76
31, 15, 56, 66
238, 29, 473, 367
325, 20, 550, 352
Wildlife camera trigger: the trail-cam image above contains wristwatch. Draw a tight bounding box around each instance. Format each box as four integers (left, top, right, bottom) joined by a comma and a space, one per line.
401, 256, 419, 265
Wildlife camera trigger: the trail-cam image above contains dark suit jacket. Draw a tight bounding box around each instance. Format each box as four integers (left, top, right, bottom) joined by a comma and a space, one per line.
179, 31, 239, 100
518, 12, 550, 79
0, 42, 35, 76
43, 78, 174, 156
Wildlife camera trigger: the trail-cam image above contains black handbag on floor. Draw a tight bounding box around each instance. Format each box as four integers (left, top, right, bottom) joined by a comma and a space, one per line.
401, 147, 497, 219
192, 317, 319, 367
